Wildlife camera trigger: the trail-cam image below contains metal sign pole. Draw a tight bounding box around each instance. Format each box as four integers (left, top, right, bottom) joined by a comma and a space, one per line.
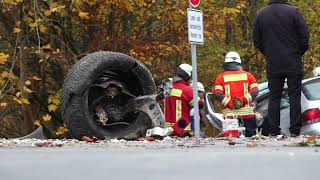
191, 44, 200, 138
189, 3, 200, 138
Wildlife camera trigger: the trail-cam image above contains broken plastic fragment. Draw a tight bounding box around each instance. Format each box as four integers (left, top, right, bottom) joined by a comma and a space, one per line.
146, 127, 173, 137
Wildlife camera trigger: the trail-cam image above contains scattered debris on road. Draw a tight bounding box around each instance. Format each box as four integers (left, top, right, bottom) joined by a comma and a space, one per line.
246, 143, 258, 148
0, 135, 319, 150
33, 141, 64, 147
228, 141, 236, 145
285, 135, 320, 147
137, 137, 158, 141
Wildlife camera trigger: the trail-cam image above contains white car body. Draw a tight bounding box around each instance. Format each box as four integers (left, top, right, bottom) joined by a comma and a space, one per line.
300, 77, 320, 135
205, 76, 320, 136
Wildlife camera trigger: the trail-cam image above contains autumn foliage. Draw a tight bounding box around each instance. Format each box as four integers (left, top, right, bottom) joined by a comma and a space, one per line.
0, 0, 319, 138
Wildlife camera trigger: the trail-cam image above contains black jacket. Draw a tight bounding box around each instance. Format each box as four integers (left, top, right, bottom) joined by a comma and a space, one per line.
253, 0, 309, 73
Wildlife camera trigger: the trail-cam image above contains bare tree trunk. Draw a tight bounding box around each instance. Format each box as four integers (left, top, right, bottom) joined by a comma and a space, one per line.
18, 5, 34, 135
225, 0, 235, 45
19, 41, 34, 135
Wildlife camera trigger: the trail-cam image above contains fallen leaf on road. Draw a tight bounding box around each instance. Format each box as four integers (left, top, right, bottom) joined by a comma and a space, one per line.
247, 143, 258, 148
81, 136, 98, 143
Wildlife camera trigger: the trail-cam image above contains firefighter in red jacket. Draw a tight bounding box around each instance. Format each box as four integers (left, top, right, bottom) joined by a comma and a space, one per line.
165, 64, 193, 137
213, 52, 259, 137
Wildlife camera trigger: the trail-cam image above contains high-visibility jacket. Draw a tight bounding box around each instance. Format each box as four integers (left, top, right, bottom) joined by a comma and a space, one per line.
164, 80, 193, 136
213, 70, 259, 119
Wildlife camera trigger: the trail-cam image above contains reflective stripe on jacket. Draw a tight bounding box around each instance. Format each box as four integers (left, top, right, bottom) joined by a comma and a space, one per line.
213, 70, 259, 118
164, 80, 193, 135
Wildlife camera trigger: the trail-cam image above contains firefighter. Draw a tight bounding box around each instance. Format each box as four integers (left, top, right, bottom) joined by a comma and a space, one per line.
213, 51, 259, 137
313, 67, 320, 77
164, 64, 193, 137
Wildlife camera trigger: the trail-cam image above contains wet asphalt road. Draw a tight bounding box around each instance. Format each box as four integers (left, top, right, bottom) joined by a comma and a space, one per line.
0, 138, 320, 180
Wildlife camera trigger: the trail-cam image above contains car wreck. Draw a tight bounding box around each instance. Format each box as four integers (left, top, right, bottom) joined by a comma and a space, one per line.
60, 51, 172, 140
22, 51, 320, 140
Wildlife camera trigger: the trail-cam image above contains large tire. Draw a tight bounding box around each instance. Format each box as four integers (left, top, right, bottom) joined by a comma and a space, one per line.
60, 51, 157, 139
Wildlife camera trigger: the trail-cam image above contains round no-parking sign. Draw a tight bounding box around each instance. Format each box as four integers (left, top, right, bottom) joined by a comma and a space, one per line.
189, 0, 201, 8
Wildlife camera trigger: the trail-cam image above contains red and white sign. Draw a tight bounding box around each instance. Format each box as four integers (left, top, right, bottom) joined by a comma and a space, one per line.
189, 0, 201, 8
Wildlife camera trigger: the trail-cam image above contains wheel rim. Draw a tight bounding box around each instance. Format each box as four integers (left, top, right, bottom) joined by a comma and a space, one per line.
87, 70, 144, 135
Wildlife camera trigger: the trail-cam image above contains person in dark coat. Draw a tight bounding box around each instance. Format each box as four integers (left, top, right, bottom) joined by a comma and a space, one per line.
253, 0, 309, 136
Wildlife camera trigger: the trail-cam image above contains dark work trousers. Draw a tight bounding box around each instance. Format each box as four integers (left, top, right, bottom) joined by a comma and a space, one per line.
267, 72, 303, 135
241, 117, 257, 137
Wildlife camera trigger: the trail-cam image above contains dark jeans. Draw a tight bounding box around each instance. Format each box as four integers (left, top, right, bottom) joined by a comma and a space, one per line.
267, 72, 303, 135
241, 117, 257, 137
190, 110, 205, 137
190, 110, 205, 131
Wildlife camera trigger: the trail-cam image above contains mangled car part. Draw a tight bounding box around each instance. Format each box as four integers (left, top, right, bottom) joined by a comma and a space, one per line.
146, 127, 174, 138
19, 126, 44, 140
60, 51, 171, 140
204, 92, 264, 133
204, 93, 223, 131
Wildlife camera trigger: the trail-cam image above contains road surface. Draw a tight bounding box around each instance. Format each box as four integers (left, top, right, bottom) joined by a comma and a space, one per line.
0, 137, 319, 180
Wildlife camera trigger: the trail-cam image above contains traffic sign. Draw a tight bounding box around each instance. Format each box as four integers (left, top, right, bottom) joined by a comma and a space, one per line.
187, 0, 203, 139
189, 0, 201, 8
188, 8, 204, 44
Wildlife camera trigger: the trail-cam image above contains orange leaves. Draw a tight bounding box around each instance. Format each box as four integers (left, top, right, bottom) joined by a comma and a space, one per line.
1, 71, 10, 79
42, 114, 52, 122
0, 102, 8, 107
13, 27, 21, 33
13, 97, 23, 104
13, 96, 30, 105
78, 11, 91, 20
7, 77, 36, 106
3, 0, 23, 5
223, 7, 241, 15
34, 120, 41, 126
22, 79, 33, 94
44, 3, 66, 17
20, 97, 31, 105
178, 9, 186, 15
15, 91, 21, 97
0, 53, 9, 65
24, 80, 31, 86
23, 86, 32, 93
41, 44, 51, 50
33, 90, 66, 137
83, 0, 98, 6
32, 76, 41, 81
25, 17, 48, 33
48, 104, 58, 112
48, 91, 61, 112
13, 91, 30, 105
55, 126, 68, 136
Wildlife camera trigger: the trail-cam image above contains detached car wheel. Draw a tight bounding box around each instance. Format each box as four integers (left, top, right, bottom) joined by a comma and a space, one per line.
60, 51, 157, 139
